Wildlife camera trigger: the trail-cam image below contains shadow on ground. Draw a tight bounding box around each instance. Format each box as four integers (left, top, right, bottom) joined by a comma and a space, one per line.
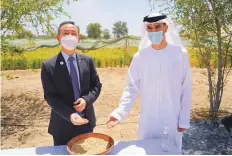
182, 119, 232, 155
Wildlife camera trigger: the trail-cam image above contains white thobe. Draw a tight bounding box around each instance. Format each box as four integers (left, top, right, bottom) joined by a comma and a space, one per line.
110, 44, 192, 152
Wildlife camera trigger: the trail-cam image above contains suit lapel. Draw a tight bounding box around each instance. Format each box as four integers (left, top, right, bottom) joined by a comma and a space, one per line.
56, 52, 73, 87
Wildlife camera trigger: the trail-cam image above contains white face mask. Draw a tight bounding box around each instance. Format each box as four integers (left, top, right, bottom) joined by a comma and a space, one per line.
60, 35, 78, 50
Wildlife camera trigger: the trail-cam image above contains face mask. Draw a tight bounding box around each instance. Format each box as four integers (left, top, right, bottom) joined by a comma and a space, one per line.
148, 31, 164, 45
60, 35, 78, 50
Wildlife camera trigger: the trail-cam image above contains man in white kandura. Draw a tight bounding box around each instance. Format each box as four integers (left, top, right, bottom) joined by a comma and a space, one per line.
106, 13, 192, 152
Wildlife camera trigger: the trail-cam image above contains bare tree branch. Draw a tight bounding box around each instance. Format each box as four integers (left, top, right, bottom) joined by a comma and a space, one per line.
222, 35, 232, 83
223, 67, 232, 85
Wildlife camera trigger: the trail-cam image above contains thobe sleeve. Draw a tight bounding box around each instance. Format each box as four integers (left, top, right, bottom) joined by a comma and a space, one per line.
110, 53, 140, 122
178, 49, 192, 129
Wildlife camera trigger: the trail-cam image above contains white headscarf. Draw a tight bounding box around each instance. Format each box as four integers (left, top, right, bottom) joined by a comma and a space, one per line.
139, 12, 187, 52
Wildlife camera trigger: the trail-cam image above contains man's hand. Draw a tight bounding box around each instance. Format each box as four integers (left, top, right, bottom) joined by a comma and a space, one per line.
73, 98, 86, 112
178, 127, 186, 132
70, 113, 89, 125
106, 116, 120, 129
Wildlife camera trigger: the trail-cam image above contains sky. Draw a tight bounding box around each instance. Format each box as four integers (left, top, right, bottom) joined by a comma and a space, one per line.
51, 0, 163, 36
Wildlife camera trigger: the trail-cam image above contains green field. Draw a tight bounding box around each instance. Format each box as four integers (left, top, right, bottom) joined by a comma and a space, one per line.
1, 38, 205, 70
1, 46, 137, 70
1, 45, 203, 70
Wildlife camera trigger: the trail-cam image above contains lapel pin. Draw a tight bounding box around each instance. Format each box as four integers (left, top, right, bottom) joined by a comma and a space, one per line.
60, 61, 64, 65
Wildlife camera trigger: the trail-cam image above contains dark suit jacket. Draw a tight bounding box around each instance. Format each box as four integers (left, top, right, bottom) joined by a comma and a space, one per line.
41, 52, 102, 137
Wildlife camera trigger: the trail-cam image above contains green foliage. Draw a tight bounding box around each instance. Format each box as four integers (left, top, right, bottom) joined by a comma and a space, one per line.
97, 59, 102, 68
112, 21, 128, 38
13, 28, 35, 39
1, 0, 79, 53
1, 45, 206, 70
79, 34, 87, 40
86, 23, 102, 39
120, 57, 124, 67
105, 58, 109, 67
1, 0, 78, 37
102, 29, 111, 39
1, 54, 28, 70
114, 58, 117, 67
1, 46, 137, 70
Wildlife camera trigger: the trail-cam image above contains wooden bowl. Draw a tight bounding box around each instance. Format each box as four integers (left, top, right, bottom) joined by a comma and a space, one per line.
67, 133, 114, 155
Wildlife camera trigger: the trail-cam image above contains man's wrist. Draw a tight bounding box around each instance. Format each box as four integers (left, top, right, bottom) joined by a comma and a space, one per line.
81, 96, 89, 105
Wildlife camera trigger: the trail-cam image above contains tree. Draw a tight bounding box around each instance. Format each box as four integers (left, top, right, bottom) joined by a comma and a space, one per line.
1, 0, 79, 53
79, 34, 87, 40
86, 23, 102, 39
112, 21, 128, 38
152, 0, 232, 116
13, 28, 35, 39
102, 29, 111, 39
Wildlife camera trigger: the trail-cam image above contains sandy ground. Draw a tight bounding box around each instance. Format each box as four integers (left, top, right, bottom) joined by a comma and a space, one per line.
1, 68, 232, 149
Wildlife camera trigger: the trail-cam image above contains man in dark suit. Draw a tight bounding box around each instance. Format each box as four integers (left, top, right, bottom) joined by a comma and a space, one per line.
41, 21, 102, 145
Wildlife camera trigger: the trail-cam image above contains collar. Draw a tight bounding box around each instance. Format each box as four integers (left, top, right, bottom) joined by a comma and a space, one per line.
61, 51, 77, 62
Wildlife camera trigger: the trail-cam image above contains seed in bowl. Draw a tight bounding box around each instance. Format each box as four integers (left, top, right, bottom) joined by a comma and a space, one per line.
71, 137, 109, 155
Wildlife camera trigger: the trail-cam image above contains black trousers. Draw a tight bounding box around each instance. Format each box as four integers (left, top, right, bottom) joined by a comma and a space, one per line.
53, 124, 93, 146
